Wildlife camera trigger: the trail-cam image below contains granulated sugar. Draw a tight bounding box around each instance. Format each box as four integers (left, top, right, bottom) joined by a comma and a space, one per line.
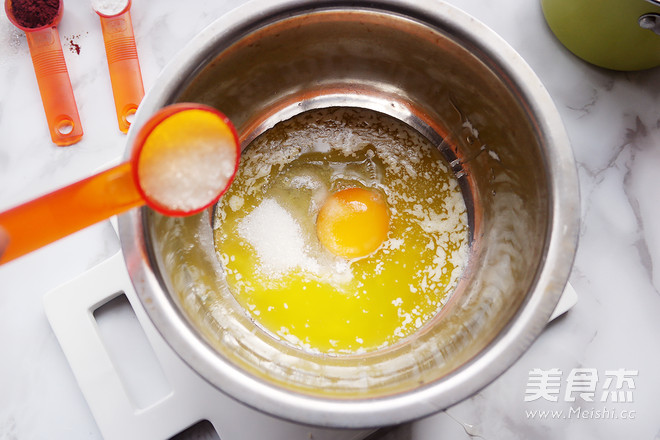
137, 108, 238, 213
238, 198, 318, 275
90, 0, 128, 15
139, 140, 236, 212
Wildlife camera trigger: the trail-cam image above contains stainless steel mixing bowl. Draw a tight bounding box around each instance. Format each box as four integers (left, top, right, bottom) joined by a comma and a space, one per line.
120, 0, 579, 427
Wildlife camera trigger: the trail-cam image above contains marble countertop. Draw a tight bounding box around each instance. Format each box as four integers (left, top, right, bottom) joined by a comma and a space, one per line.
1, 0, 659, 439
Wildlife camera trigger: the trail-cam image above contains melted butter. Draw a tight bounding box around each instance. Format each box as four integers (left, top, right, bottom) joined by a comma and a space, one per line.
213, 107, 468, 354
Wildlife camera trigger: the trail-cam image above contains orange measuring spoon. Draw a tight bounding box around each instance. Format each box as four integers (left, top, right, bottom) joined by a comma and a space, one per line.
92, 0, 144, 133
0, 103, 240, 264
5, 0, 83, 146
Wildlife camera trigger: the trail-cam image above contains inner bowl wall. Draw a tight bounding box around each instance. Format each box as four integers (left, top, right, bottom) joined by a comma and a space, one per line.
151, 8, 548, 394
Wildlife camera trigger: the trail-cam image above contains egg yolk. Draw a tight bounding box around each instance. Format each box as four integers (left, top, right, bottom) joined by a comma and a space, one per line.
316, 187, 389, 259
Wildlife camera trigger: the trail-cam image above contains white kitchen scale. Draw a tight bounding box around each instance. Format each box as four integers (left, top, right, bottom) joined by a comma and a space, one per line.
43, 219, 577, 440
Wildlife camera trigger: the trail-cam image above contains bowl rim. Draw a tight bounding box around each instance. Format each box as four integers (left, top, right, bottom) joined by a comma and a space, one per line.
119, 0, 580, 427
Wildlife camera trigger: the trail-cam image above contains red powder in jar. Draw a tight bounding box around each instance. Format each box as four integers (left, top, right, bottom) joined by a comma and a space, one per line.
9, 0, 60, 29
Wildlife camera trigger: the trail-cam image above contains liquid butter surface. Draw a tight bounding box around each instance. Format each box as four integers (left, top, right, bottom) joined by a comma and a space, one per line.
213, 107, 468, 354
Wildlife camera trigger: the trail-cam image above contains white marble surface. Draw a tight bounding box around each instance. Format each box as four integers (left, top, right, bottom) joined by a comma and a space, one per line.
1, 0, 659, 439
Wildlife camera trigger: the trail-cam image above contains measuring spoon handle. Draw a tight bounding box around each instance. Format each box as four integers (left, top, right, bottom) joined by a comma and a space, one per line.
0, 162, 143, 264
99, 8, 144, 133
26, 26, 83, 146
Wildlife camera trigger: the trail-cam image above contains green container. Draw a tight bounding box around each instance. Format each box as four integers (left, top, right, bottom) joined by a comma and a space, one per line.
542, 0, 660, 70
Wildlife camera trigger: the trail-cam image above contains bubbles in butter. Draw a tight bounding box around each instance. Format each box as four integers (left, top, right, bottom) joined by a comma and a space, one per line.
213, 107, 469, 354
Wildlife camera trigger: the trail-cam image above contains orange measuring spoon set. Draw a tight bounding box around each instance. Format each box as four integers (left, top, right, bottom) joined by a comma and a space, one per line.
5, 0, 145, 145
